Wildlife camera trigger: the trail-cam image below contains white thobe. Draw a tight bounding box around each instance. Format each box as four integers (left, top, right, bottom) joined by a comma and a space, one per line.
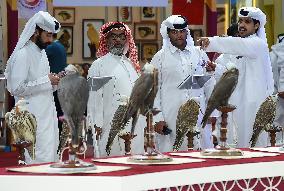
207, 35, 274, 148
7, 41, 59, 163
151, 43, 216, 152
87, 53, 145, 157
270, 41, 284, 143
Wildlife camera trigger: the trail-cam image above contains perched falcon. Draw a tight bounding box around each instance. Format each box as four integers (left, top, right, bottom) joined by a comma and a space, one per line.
106, 95, 129, 156
173, 98, 200, 151
5, 99, 37, 160
57, 64, 89, 146
121, 63, 158, 135
105, 63, 158, 155
201, 67, 239, 128
250, 95, 277, 147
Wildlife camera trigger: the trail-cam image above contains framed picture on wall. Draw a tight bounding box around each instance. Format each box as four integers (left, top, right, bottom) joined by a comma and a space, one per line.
141, 43, 158, 62
190, 29, 203, 46
57, 26, 73, 55
82, 19, 104, 59
117, 7, 132, 22
53, 7, 75, 25
140, 7, 157, 21
134, 22, 157, 41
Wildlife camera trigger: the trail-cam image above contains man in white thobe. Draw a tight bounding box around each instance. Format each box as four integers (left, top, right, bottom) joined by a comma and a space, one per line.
87, 22, 144, 157
151, 15, 217, 152
5, 11, 61, 163
270, 33, 284, 143
199, 7, 274, 148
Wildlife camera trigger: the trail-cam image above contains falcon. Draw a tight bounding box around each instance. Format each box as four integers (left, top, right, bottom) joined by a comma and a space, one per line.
173, 98, 200, 151
57, 64, 89, 146
250, 95, 277, 147
201, 67, 239, 128
5, 99, 37, 160
105, 95, 129, 155
105, 63, 158, 154
122, 63, 158, 135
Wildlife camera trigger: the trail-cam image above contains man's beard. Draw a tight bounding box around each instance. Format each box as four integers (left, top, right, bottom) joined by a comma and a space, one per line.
35, 36, 49, 49
108, 44, 124, 56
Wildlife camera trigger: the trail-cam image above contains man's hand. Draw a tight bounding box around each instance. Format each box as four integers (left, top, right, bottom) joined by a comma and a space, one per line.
278, 92, 284, 99
197, 37, 210, 49
206, 61, 216, 72
48, 73, 60, 85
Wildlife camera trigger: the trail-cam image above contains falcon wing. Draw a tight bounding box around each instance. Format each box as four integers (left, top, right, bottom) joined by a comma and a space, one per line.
250, 96, 277, 147
123, 73, 154, 126
106, 104, 128, 156
173, 99, 200, 151
21, 110, 37, 159
201, 68, 239, 128
58, 73, 89, 145
142, 68, 158, 115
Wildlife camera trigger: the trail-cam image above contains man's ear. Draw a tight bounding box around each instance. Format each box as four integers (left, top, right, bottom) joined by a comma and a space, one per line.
254, 22, 260, 31
34, 29, 39, 36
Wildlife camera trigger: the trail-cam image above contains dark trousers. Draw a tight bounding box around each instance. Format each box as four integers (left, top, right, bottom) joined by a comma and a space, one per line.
53, 91, 63, 136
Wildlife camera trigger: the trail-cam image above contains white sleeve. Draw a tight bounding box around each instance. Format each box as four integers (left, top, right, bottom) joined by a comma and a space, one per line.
150, 52, 165, 123
277, 53, 284, 92
198, 48, 215, 103
203, 77, 215, 104
214, 64, 226, 81
270, 50, 278, 70
206, 36, 267, 59
270, 49, 279, 92
199, 47, 209, 61
87, 61, 104, 128
212, 54, 229, 81
9, 50, 52, 97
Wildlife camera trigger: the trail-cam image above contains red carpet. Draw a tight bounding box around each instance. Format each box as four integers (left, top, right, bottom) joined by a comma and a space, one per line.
0, 145, 94, 168
0, 152, 18, 167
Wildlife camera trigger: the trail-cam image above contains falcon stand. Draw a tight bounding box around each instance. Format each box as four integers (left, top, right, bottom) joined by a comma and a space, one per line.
50, 118, 96, 172
201, 105, 243, 156
128, 109, 173, 163
93, 125, 102, 157
186, 131, 200, 150
118, 133, 137, 155
12, 141, 32, 165
265, 125, 282, 147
